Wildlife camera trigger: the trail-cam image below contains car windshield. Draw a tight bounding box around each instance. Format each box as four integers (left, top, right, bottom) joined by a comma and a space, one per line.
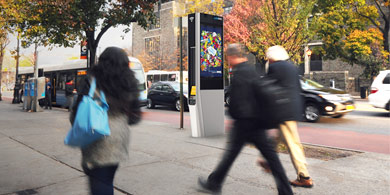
300, 78, 324, 90
170, 83, 188, 93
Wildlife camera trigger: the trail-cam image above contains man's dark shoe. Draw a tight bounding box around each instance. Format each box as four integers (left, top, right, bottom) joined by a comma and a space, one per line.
198, 177, 221, 194
290, 175, 313, 188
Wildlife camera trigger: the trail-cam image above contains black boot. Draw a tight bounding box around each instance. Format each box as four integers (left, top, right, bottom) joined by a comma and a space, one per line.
198, 176, 221, 194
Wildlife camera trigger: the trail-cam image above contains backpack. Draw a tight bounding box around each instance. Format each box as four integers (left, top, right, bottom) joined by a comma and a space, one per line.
252, 76, 291, 127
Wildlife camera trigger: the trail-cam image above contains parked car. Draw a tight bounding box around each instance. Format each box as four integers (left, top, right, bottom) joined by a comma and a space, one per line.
368, 70, 390, 111
224, 78, 355, 122
147, 81, 188, 111
301, 78, 355, 122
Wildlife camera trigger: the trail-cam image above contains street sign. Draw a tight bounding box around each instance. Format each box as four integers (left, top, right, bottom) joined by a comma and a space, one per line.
80, 41, 88, 59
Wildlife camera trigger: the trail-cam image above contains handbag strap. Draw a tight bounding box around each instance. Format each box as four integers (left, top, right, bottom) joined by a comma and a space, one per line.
88, 78, 97, 97
88, 78, 109, 109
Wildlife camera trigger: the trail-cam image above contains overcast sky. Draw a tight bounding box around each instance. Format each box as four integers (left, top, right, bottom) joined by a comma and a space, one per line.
6, 24, 132, 65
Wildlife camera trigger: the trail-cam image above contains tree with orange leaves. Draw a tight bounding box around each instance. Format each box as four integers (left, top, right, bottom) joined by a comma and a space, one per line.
224, 0, 315, 64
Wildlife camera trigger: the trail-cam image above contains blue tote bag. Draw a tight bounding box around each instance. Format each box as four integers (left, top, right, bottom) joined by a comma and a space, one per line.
64, 78, 110, 148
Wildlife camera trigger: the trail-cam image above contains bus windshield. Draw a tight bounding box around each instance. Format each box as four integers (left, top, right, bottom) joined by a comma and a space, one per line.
132, 69, 146, 91
130, 62, 146, 91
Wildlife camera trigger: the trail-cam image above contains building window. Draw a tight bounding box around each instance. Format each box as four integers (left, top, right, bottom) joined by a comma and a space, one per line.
145, 36, 161, 68
148, 12, 160, 30
224, 6, 232, 14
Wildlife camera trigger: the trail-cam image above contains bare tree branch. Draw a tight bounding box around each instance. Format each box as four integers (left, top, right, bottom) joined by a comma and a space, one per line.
95, 24, 112, 48
354, 4, 384, 33
271, 0, 278, 23
373, 0, 388, 23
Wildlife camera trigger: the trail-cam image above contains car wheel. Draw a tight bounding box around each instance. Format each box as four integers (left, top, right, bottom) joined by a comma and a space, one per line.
331, 114, 345, 118
305, 103, 320, 122
175, 99, 181, 111
147, 98, 155, 109
225, 95, 231, 106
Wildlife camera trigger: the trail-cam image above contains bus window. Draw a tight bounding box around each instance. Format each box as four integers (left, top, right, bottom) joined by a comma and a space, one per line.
58, 73, 67, 90
168, 74, 176, 81
76, 74, 87, 91
147, 75, 153, 82
153, 75, 161, 82
161, 74, 168, 81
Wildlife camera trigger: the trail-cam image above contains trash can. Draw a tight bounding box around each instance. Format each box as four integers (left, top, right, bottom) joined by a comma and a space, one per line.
360, 87, 368, 99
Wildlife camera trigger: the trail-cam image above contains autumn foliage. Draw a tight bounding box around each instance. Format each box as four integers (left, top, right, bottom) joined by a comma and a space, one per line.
311, 0, 390, 77
224, 0, 314, 64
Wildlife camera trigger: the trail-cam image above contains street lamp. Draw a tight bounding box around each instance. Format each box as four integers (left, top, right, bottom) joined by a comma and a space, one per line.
306, 49, 312, 57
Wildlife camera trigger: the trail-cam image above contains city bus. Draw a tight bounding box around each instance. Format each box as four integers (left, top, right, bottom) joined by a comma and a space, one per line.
146, 70, 188, 88
128, 57, 147, 106
18, 57, 147, 107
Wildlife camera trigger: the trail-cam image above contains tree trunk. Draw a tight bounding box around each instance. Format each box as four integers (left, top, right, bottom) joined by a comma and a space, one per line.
12, 35, 20, 104
86, 31, 97, 68
0, 32, 9, 101
384, 20, 390, 56
0, 51, 3, 101
89, 45, 96, 68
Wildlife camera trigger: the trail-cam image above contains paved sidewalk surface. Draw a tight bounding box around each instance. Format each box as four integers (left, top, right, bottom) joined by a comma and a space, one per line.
0, 100, 389, 195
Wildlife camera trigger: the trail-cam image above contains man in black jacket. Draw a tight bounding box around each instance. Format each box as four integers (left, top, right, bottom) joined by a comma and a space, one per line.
198, 44, 293, 195
258, 45, 313, 188
65, 79, 75, 112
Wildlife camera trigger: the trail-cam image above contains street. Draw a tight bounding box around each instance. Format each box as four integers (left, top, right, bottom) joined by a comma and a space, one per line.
142, 99, 390, 154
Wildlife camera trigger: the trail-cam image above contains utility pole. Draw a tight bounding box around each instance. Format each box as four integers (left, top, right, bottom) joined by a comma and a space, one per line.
32, 43, 40, 112
179, 16, 184, 129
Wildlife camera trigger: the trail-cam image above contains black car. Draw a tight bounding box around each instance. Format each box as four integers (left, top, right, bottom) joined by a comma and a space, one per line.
301, 78, 355, 122
147, 81, 188, 111
224, 78, 355, 122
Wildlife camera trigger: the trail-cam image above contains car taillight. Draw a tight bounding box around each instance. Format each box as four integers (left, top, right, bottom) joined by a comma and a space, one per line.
370, 87, 378, 94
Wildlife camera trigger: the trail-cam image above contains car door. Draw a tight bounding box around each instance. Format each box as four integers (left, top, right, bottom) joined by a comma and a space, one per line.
148, 84, 162, 104
381, 73, 390, 107
160, 84, 176, 105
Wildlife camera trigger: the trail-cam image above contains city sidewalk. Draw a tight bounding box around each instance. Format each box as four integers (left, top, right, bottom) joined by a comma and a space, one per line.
0, 100, 389, 195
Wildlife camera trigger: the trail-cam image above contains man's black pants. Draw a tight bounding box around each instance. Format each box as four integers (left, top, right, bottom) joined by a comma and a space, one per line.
45, 93, 52, 109
207, 119, 293, 195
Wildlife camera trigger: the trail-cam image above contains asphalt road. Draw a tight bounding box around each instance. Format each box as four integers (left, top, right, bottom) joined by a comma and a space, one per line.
141, 102, 390, 154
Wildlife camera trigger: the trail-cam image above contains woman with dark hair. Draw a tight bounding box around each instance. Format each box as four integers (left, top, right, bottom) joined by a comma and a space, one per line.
70, 47, 141, 195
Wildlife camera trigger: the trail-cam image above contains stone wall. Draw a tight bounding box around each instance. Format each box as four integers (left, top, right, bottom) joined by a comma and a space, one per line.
322, 59, 372, 88
305, 59, 373, 95
308, 71, 348, 89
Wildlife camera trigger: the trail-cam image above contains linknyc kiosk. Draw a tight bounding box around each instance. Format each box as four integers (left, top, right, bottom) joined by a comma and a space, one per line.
188, 13, 224, 137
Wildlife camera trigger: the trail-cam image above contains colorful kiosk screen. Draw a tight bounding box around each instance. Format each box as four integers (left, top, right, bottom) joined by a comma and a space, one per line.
200, 25, 223, 78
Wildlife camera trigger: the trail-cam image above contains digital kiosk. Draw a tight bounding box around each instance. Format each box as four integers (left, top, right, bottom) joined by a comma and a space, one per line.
188, 13, 224, 137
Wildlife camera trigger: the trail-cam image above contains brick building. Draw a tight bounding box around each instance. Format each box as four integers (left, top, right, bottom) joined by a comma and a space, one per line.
131, 0, 233, 71
132, 0, 186, 71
